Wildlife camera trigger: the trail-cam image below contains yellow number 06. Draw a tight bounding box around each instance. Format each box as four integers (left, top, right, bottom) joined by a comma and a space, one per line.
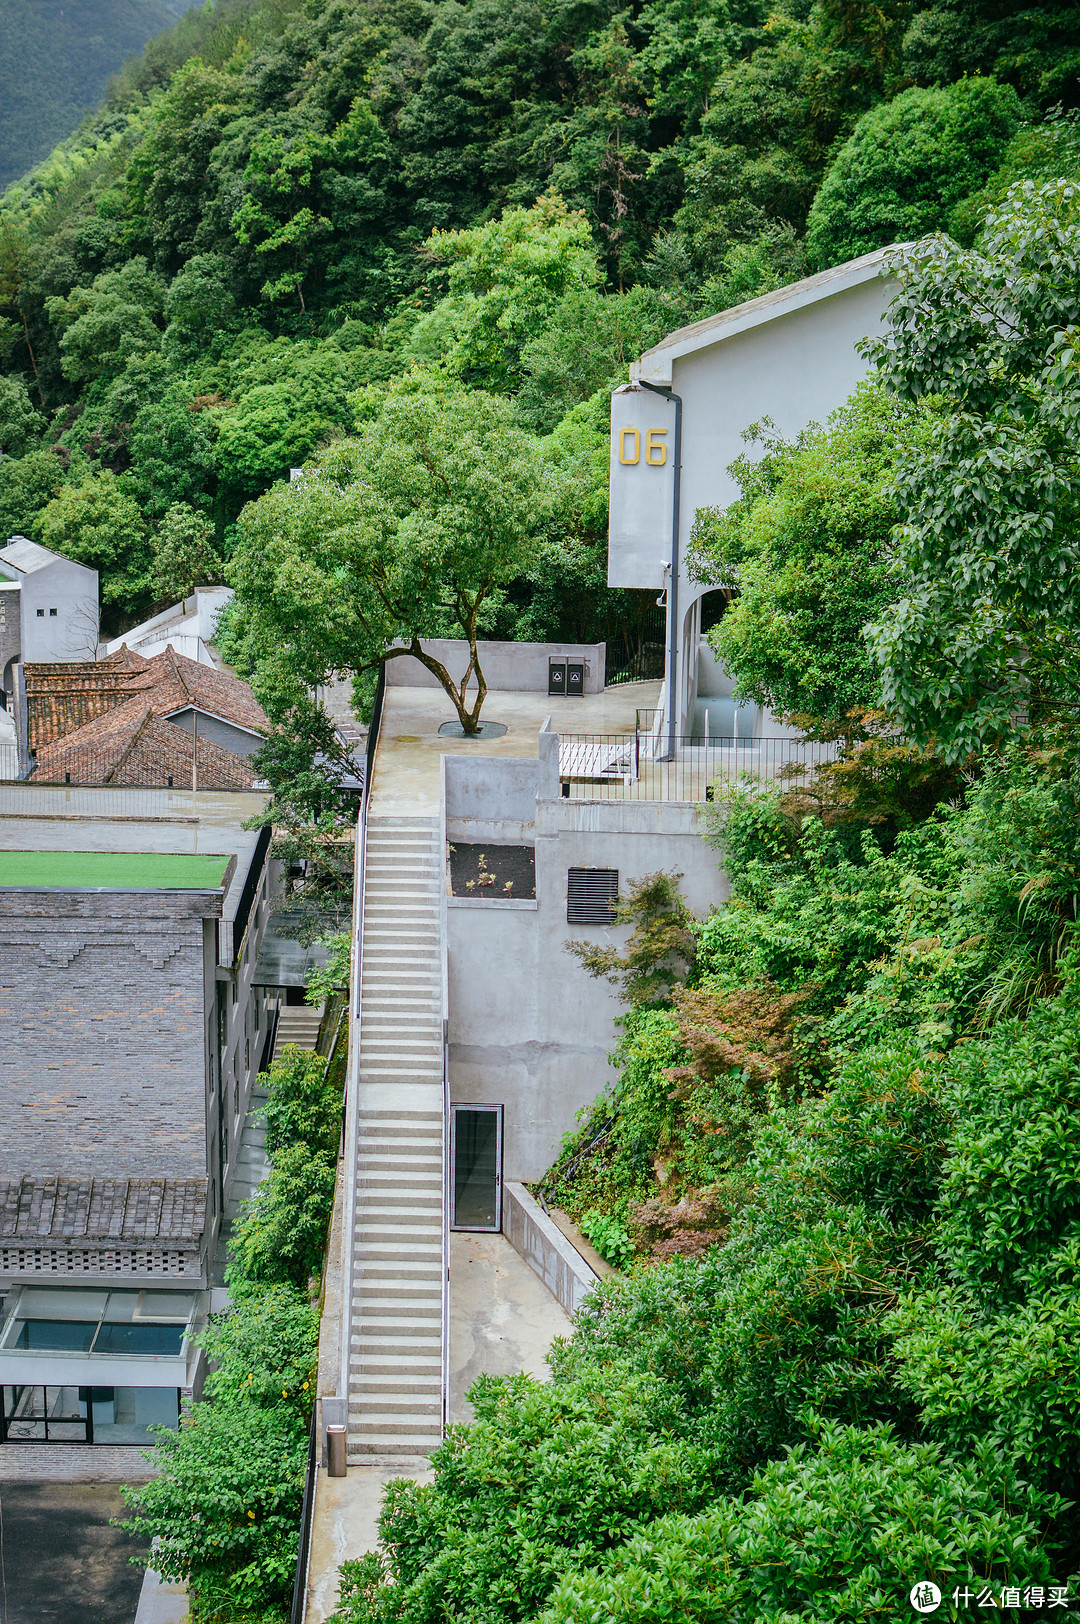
617, 427, 668, 466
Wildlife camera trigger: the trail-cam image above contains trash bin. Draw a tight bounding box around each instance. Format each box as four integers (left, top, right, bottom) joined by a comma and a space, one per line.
326, 1423, 347, 1477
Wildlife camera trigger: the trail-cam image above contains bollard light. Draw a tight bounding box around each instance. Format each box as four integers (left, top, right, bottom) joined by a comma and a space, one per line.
326, 1423, 347, 1477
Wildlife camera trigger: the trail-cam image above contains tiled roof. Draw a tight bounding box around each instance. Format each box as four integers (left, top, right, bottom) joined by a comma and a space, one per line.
30, 699, 257, 789
26, 643, 267, 751
0, 1176, 207, 1241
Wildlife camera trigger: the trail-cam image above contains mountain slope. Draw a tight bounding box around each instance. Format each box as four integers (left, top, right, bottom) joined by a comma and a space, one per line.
0, 0, 188, 189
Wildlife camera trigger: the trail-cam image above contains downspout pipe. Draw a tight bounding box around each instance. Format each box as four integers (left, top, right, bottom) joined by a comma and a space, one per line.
639, 379, 682, 761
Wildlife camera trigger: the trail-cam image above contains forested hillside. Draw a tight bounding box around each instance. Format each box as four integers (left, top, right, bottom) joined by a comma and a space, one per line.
1, 0, 1078, 652
0, 0, 193, 190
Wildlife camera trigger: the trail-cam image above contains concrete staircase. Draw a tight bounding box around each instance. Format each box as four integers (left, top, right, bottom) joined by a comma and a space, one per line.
347, 815, 446, 1461
271, 1001, 323, 1063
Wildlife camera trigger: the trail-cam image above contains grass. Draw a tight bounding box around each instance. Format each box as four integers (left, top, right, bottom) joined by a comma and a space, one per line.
0, 850, 232, 889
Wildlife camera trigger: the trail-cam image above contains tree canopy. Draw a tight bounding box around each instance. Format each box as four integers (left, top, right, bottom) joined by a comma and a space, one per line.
690, 384, 938, 723
865, 179, 1080, 758
227, 377, 550, 731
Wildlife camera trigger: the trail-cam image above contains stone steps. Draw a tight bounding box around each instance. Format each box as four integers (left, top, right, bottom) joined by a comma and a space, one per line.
347, 814, 446, 1463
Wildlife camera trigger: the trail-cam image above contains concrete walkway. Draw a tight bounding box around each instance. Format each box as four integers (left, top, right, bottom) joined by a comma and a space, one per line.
449, 1232, 571, 1421
305, 1231, 570, 1623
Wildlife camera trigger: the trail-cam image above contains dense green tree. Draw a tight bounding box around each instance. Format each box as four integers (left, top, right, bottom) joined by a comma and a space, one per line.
149, 502, 223, 607
0, 448, 63, 539
120, 1282, 317, 1616
35, 466, 150, 616
690, 384, 938, 722
0, 374, 40, 456
865, 179, 1080, 757
228, 376, 550, 731
806, 77, 1021, 268
45, 255, 165, 384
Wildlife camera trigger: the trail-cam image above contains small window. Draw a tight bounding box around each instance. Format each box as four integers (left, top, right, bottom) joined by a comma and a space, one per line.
49, 607, 57, 616
35, 608, 44, 618
567, 867, 619, 925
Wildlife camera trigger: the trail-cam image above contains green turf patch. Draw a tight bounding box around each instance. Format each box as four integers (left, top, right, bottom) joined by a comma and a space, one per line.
0, 851, 231, 890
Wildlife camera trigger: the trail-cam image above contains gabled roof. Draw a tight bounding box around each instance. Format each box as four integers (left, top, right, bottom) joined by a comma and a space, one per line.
30, 698, 257, 789
633, 244, 905, 384
0, 535, 97, 581
26, 642, 268, 751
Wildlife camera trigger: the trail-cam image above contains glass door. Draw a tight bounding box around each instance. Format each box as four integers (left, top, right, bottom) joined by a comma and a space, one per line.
450, 1104, 503, 1231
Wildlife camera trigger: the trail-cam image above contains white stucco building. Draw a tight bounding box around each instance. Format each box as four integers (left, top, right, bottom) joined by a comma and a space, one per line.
0, 536, 99, 689
608, 246, 901, 742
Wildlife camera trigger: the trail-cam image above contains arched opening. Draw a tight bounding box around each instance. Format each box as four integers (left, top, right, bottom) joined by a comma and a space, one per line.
698, 588, 733, 635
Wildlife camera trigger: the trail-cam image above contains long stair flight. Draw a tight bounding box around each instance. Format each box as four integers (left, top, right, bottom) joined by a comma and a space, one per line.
347, 815, 446, 1461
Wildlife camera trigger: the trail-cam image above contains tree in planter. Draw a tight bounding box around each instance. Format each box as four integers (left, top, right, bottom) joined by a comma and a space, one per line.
228, 376, 550, 735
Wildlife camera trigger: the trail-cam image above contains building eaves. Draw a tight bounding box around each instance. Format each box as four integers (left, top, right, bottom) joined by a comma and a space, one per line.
632, 244, 907, 383
0, 1176, 207, 1241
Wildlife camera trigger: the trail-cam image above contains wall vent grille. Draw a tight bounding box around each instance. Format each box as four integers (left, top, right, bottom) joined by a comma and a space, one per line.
567, 867, 619, 925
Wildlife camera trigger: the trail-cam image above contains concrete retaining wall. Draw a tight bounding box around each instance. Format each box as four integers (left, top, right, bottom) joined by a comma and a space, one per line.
385, 640, 605, 695
502, 1182, 598, 1316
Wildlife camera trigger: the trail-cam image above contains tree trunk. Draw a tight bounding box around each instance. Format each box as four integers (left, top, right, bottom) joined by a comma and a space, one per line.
381, 629, 488, 734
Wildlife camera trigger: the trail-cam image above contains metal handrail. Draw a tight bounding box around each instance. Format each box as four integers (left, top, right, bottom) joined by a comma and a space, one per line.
289, 1405, 320, 1624
291, 665, 386, 1624
557, 732, 836, 802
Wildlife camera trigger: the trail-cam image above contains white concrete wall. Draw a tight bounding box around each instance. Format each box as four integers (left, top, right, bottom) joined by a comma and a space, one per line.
447, 769, 727, 1182
386, 640, 606, 694
608, 272, 893, 733
19, 557, 99, 661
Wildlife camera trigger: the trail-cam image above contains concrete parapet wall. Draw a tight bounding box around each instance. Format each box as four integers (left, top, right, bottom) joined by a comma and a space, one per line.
386, 640, 605, 694
502, 1181, 598, 1317
445, 753, 542, 825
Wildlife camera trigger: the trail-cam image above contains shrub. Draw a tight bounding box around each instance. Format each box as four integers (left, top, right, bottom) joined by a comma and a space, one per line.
579, 1209, 633, 1269
806, 77, 1021, 267
229, 1044, 342, 1287
537, 1425, 1063, 1623
120, 1284, 318, 1620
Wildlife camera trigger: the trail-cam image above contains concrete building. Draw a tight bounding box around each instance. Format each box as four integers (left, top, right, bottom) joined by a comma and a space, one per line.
445, 730, 725, 1180
607, 246, 900, 739
103, 587, 232, 669
0, 797, 284, 1457
0, 537, 99, 696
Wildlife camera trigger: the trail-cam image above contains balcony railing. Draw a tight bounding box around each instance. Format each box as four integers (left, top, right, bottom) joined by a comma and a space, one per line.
558, 732, 835, 803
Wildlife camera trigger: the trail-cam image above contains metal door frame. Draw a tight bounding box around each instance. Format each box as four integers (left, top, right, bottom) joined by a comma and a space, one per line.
449, 1102, 504, 1231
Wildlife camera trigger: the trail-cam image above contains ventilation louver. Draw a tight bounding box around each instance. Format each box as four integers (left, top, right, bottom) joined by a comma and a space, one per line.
567, 866, 619, 925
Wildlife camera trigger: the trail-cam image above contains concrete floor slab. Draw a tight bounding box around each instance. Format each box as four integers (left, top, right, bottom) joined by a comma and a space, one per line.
371, 681, 662, 814
449, 1231, 571, 1422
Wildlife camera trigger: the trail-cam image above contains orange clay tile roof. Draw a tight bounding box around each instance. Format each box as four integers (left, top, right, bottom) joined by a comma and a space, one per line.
30, 699, 257, 789
25, 644, 268, 751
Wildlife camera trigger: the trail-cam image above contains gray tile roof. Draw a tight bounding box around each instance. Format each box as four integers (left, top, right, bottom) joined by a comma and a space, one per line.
0, 1176, 207, 1241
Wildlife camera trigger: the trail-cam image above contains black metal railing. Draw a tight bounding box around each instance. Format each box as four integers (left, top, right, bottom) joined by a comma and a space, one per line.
232, 825, 273, 950
289, 1404, 320, 1624
558, 733, 836, 802
287, 661, 388, 1624
603, 600, 667, 687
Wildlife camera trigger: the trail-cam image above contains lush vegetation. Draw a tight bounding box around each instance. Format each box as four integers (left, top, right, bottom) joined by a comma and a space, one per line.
0, 0, 190, 191
326, 180, 1080, 1621
3, 0, 1080, 689
121, 1041, 343, 1621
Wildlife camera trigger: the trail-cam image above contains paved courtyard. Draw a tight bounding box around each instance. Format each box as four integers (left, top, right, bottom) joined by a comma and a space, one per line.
0, 1482, 148, 1623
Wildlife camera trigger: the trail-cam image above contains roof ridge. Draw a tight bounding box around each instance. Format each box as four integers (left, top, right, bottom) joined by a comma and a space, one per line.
104, 701, 155, 784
